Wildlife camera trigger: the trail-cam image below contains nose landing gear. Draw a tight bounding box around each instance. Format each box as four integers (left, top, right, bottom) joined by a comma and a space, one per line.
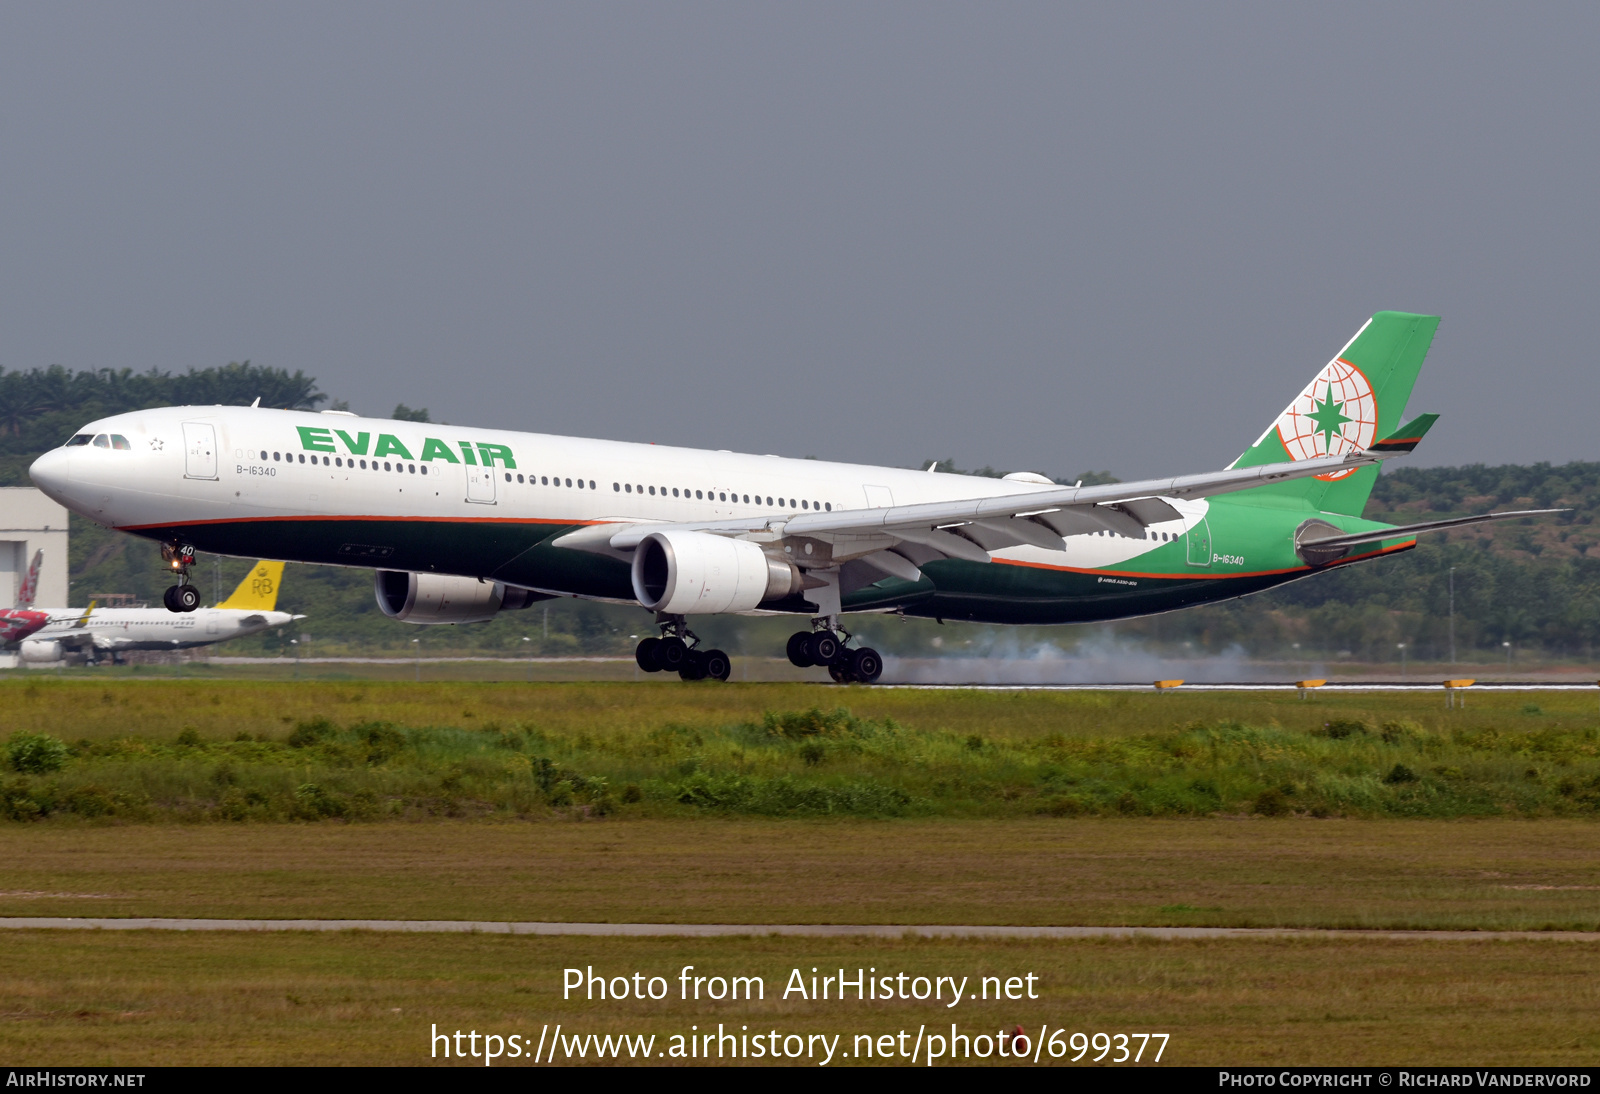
161, 543, 201, 613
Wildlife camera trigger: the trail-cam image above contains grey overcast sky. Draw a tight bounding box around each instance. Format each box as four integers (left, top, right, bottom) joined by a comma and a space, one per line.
2, 3, 1597, 479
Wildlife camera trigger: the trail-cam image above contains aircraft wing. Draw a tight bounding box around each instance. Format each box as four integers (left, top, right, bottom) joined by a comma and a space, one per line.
597, 445, 1404, 566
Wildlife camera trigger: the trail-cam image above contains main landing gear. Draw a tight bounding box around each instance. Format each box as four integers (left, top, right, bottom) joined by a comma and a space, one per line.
161, 543, 201, 614
786, 627, 883, 684
635, 616, 732, 682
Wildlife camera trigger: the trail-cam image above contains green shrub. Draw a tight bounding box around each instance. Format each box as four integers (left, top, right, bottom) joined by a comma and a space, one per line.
286, 718, 337, 748
1318, 719, 1371, 740
64, 785, 117, 818
292, 782, 346, 819
7, 732, 69, 774
1384, 764, 1419, 785
1254, 788, 1290, 816
217, 787, 249, 821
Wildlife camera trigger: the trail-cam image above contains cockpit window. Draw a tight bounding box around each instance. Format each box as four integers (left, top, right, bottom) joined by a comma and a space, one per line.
92, 434, 110, 448
111, 435, 132, 450
65, 434, 92, 447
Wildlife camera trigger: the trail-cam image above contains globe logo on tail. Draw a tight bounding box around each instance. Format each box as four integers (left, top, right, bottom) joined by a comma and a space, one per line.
1274, 358, 1377, 480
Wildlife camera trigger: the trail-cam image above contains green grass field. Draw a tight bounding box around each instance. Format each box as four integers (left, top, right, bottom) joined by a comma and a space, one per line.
1, 818, 1597, 929
3, 679, 1599, 822
2, 680, 1597, 1066
4, 932, 1595, 1066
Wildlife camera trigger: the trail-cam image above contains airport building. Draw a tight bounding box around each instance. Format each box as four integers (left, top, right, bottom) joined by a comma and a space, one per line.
0, 487, 69, 609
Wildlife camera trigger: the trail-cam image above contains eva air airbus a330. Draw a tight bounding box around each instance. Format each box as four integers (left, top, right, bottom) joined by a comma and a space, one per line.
28, 312, 1558, 683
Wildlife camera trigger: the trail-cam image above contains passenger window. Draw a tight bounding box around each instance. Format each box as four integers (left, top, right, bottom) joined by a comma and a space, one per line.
648, 486, 655, 495
614, 482, 620, 492
505, 472, 512, 482
261, 451, 268, 460
111, 435, 132, 450
92, 434, 110, 448
577, 479, 585, 489
623, 483, 630, 492
765, 496, 773, 506
335, 458, 342, 467
66, 434, 92, 446
273, 451, 281, 460
384, 462, 392, 471
825, 502, 831, 511
566, 478, 573, 487
589, 480, 596, 489
695, 490, 702, 499
298, 453, 305, 463
360, 460, 367, 469
801, 500, 808, 509
421, 465, 427, 475
672, 488, 679, 497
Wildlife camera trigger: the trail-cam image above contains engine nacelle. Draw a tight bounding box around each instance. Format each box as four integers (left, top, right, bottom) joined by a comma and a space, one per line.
374, 571, 544, 625
631, 530, 801, 614
19, 639, 63, 663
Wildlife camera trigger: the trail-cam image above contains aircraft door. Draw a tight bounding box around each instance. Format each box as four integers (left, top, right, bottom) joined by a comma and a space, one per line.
1186, 517, 1212, 567
205, 610, 219, 635
863, 485, 894, 508
182, 422, 218, 480
466, 464, 497, 504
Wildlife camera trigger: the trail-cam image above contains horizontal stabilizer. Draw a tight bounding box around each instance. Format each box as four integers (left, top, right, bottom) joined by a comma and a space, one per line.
1366, 413, 1439, 455
1301, 509, 1568, 552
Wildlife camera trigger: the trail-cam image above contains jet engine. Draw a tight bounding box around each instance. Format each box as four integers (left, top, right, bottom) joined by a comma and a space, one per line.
19, 639, 63, 663
374, 571, 546, 625
631, 530, 802, 614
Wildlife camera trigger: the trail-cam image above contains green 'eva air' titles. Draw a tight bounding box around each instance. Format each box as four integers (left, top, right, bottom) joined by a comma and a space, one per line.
296, 426, 517, 468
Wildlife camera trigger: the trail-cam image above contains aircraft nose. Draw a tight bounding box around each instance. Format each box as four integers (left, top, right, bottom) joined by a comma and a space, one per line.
28, 447, 74, 503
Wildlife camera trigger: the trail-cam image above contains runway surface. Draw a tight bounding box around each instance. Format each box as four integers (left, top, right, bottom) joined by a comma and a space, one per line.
1, 918, 1596, 941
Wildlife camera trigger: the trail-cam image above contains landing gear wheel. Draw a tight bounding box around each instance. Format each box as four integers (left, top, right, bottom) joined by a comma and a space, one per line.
807, 631, 842, 666
699, 649, 732, 682
655, 636, 688, 671
175, 585, 201, 612
163, 586, 180, 612
828, 663, 854, 684
678, 650, 707, 681
786, 631, 815, 668
635, 637, 662, 672
849, 646, 884, 684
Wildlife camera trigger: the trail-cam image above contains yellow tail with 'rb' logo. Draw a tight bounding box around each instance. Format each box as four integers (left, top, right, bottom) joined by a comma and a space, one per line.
216, 561, 286, 611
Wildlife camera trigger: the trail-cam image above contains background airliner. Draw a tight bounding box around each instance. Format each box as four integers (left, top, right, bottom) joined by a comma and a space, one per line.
27, 312, 1556, 683
0, 549, 49, 646
10, 560, 300, 665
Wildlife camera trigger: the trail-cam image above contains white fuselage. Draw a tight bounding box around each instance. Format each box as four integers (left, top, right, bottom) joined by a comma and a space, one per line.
27, 405, 1202, 582
22, 605, 296, 654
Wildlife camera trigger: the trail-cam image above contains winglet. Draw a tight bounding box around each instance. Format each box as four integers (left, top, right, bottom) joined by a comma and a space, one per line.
1368, 413, 1439, 455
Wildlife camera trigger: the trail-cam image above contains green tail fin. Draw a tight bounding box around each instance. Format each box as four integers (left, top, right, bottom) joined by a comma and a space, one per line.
1230, 311, 1440, 516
